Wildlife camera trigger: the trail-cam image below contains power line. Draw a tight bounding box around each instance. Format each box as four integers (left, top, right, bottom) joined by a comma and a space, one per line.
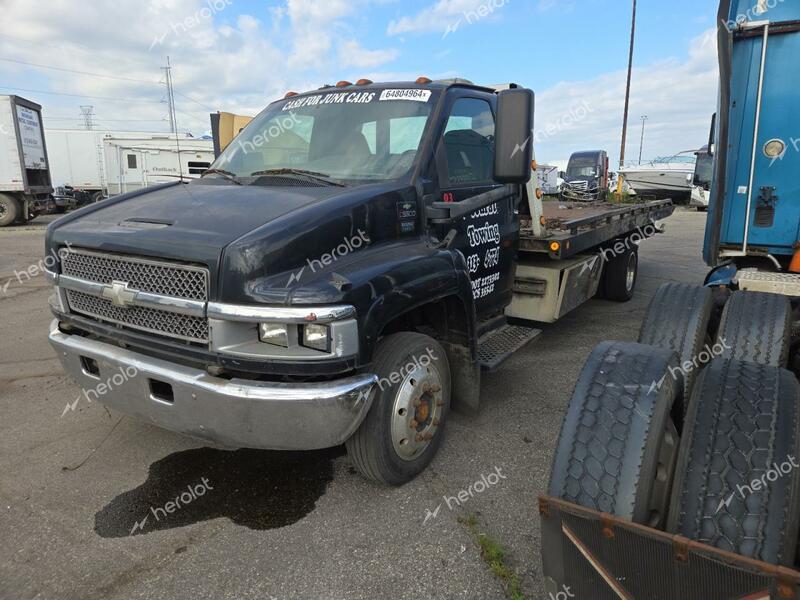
0, 56, 161, 85
0, 85, 166, 104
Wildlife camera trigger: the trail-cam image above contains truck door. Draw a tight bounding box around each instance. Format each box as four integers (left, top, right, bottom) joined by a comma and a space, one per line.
722, 15, 800, 255
434, 94, 520, 318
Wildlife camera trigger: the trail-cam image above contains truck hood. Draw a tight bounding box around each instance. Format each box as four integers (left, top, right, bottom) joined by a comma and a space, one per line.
47, 180, 347, 274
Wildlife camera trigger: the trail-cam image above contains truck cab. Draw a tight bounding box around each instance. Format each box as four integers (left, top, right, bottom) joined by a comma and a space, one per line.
560, 150, 609, 201
45, 79, 537, 485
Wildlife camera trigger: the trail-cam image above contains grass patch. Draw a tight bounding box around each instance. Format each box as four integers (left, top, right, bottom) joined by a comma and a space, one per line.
459, 515, 526, 600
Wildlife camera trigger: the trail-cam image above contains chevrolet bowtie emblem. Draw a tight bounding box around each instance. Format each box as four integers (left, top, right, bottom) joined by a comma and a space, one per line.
102, 280, 138, 308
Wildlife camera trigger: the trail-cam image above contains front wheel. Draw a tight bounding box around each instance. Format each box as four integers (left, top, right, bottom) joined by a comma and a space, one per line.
346, 332, 451, 486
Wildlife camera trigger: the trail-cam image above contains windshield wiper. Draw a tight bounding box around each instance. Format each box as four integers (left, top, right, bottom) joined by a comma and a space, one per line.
200, 168, 242, 185
249, 168, 345, 187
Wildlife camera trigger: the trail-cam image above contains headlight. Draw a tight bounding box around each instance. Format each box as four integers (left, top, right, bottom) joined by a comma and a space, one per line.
259, 323, 289, 347
301, 324, 330, 352
764, 139, 786, 159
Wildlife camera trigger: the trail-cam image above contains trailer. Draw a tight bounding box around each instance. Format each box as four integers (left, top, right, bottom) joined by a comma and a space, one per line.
44, 129, 214, 202
542, 2, 800, 596
0, 95, 53, 226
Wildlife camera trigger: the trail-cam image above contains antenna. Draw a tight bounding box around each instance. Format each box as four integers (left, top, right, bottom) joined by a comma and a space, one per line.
162, 56, 184, 180
79, 105, 95, 130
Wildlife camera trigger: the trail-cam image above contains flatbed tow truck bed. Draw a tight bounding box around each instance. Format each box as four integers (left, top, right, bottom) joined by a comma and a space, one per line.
519, 198, 675, 259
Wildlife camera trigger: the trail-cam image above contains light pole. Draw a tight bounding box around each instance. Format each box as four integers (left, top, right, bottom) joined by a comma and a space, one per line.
638, 115, 648, 165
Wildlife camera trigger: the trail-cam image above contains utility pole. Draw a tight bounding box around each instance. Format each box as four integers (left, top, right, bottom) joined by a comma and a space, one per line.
638, 115, 648, 165
162, 57, 177, 134
161, 56, 184, 179
616, 0, 637, 198
79, 106, 95, 130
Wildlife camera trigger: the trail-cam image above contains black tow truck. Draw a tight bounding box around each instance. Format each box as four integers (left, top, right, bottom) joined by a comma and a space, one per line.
45, 78, 673, 485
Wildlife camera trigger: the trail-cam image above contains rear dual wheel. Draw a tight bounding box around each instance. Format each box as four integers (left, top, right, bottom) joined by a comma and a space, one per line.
601, 245, 638, 302
548, 341, 681, 528
0, 193, 20, 227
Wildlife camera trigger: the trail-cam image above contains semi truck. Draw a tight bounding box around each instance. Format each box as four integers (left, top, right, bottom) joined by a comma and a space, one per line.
560, 149, 610, 201
0, 95, 53, 226
542, 2, 800, 597
44, 78, 672, 486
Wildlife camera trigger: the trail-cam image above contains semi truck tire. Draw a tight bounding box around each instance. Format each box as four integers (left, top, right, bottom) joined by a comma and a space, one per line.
602, 245, 638, 302
548, 341, 681, 528
667, 358, 800, 566
638, 282, 714, 420
718, 290, 791, 367
0, 193, 20, 227
346, 332, 451, 486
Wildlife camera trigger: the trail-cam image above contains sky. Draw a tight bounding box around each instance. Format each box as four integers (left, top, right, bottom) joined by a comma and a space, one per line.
0, 0, 722, 169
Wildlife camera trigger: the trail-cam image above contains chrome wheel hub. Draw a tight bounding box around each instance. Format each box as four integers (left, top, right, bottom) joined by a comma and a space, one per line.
390, 362, 444, 461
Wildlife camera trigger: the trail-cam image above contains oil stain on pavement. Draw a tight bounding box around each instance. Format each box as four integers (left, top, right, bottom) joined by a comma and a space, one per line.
94, 446, 343, 538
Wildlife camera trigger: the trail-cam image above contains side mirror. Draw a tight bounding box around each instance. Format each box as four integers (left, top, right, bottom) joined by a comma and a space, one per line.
494, 88, 535, 184
558, 171, 566, 179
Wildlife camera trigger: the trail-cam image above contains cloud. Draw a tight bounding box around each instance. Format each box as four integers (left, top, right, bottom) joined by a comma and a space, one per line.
387, 0, 502, 36
0, 0, 399, 131
532, 29, 719, 168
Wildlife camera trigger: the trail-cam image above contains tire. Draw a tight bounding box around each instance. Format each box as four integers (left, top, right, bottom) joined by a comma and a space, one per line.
91, 191, 105, 203
718, 291, 791, 367
346, 332, 451, 486
602, 244, 638, 302
667, 358, 800, 565
0, 193, 20, 227
548, 341, 682, 528
638, 283, 714, 419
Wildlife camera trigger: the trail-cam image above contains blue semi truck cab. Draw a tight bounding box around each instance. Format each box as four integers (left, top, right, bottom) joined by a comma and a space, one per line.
540, 2, 800, 597
705, 0, 800, 277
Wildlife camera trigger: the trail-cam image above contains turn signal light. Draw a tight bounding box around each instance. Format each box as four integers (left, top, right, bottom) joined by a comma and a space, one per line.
549, 242, 561, 253
790, 247, 800, 273
416, 76, 433, 84
356, 78, 373, 86
531, 160, 538, 171
535, 188, 544, 200
336, 80, 353, 88
284, 91, 298, 98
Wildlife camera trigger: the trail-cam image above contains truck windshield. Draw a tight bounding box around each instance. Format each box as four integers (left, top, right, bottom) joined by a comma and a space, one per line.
212, 89, 439, 183
694, 153, 713, 186
567, 158, 598, 178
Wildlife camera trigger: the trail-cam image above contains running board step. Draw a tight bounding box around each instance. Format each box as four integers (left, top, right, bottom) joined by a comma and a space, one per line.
478, 324, 542, 371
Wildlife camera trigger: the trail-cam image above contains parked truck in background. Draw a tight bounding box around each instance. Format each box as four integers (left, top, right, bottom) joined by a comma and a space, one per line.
541, 2, 800, 597
45, 78, 672, 486
560, 149, 610, 201
0, 95, 53, 227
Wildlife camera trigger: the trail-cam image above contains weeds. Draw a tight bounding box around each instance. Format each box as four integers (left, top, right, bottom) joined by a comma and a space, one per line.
459, 514, 526, 600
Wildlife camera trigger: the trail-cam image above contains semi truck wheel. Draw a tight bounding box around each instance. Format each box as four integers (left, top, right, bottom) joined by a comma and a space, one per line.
548, 341, 681, 528
638, 282, 714, 421
718, 291, 791, 367
602, 245, 638, 302
667, 358, 800, 566
0, 193, 19, 227
346, 332, 451, 486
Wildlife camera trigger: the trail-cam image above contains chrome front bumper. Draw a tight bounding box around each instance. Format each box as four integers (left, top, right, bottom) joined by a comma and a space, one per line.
49, 321, 377, 450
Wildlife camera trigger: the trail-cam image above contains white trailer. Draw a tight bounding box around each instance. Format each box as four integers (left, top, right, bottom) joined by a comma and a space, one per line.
44, 129, 213, 200
0, 96, 53, 226
535, 164, 560, 196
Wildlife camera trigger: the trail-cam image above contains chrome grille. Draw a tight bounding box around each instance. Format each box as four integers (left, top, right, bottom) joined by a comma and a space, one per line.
62, 249, 207, 301
66, 290, 209, 343
567, 180, 589, 190
61, 248, 210, 343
